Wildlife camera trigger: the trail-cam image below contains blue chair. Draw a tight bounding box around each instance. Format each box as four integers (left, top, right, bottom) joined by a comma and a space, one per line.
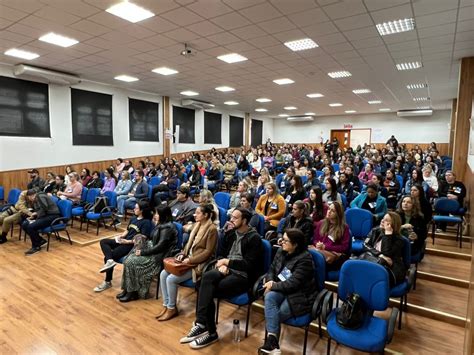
326, 231, 352, 282
214, 239, 272, 337
300, 175, 308, 184
214, 192, 231, 210
431, 198, 464, 248
332, 164, 339, 172
395, 175, 404, 193
0, 186, 4, 202
345, 208, 373, 254
266, 249, 330, 355
325, 260, 398, 354
72, 188, 100, 230
207, 171, 223, 192
410, 240, 426, 290
275, 173, 285, 190
316, 170, 324, 179
70, 187, 88, 227
39, 199, 73, 251
390, 236, 416, 330
150, 176, 161, 187
256, 214, 265, 237
217, 206, 227, 229
0, 188, 21, 211
340, 194, 348, 210
190, 175, 204, 196
85, 191, 117, 235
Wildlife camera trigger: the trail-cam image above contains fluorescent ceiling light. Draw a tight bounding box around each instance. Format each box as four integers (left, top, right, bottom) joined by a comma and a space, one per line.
278, 114, 289, 117
396, 61, 422, 71
352, 89, 371, 94
284, 106, 297, 110
256, 98, 272, 102
345, 110, 357, 113
368, 100, 382, 104
106, 1, 155, 23
4, 48, 39, 60
376, 18, 415, 36
407, 83, 427, 89
328, 71, 351, 78
217, 53, 248, 63
152, 67, 178, 75
39, 32, 78, 47
417, 106, 431, 109
273, 78, 294, 85
306, 93, 324, 98
413, 97, 429, 101
379, 108, 391, 112
284, 38, 318, 52
180, 90, 199, 96
224, 101, 239, 105
114, 75, 138, 82
255, 108, 268, 112
305, 112, 315, 115
215, 86, 235, 92
329, 103, 342, 107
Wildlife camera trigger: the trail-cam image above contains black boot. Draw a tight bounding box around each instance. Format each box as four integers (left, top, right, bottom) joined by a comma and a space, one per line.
116, 289, 127, 299
0, 232, 7, 244
119, 291, 139, 303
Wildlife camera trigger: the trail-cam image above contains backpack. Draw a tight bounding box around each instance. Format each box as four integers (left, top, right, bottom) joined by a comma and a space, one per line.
336, 293, 366, 329
87, 196, 108, 214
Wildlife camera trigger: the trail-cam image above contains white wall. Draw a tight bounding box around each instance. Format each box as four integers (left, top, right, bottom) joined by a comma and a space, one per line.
272, 110, 450, 144
0, 64, 163, 171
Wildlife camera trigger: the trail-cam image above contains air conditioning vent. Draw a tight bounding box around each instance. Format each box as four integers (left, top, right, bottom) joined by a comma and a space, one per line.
397, 109, 433, 117
287, 115, 314, 122
181, 99, 215, 110
13, 64, 81, 85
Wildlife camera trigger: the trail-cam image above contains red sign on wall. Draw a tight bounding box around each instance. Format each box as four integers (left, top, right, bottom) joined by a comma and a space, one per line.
344, 124, 353, 129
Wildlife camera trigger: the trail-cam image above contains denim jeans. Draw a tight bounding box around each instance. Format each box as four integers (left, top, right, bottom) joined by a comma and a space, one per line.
264, 291, 293, 338
237, 170, 249, 181
160, 269, 193, 308
117, 195, 128, 214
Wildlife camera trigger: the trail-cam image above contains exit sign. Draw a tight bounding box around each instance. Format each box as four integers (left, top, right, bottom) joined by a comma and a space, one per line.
344, 124, 353, 129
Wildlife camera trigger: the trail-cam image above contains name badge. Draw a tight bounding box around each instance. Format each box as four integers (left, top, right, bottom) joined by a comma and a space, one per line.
328, 235, 335, 242
454, 187, 462, 194
350, 181, 354, 185
271, 203, 278, 210
389, 181, 395, 187
280, 182, 285, 188
172, 208, 179, 217
368, 202, 377, 209
278, 267, 292, 281
285, 195, 291, 203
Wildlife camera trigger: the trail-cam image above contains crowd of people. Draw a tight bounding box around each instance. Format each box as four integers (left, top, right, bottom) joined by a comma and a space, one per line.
0, 137, 467, 353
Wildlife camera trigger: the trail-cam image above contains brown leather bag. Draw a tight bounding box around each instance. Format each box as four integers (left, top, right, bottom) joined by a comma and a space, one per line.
163, 257, 193, 276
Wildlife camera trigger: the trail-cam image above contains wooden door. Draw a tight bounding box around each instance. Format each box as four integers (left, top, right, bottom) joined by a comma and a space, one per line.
331, 129, 351, 149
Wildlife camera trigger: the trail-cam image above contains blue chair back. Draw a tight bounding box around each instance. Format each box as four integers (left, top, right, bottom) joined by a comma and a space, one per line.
150, 176, 161, 186
182, 172, 188, 182
80, 187, 88, 201
173, 222, 183, 249
50, 195, 59, 204
261, 239, 272, 274
218, 206, 227, 229
309, 249, 326, 291
332, 163, 339, 172
345, 208, 373, 239
257, 214, 265, 237
434, 197, 460, 214
396, 175, 404, 192
0, 186, 4, 201
104, 191, 117, 208
300, 175, 308, 184
277, 217, 286, 234
214, 192, 231, 210
147, 184, 153, 200
316, 170, 323, 178
400, 236, 411, 269
7, 188, 21, 205
339, 260, 389, 311
57, 199, 73, 219
340, 194, 348, 209
275, 173, 284, 189
86, 188, 100, 204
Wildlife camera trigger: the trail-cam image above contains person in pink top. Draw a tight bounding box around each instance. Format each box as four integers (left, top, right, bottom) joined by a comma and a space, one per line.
358, 163, 375, 185
311, 201, 350, 271
57, 172, 83, 204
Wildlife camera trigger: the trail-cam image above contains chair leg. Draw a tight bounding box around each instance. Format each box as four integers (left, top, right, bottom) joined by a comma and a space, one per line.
458, 223, 462, 249
318, 315, 322, 338
47, 233, 51, 252
398, 297, 403, 330
155, 277, 160, 300
215, 299, 220, 325
327, 337, 331, 355
96, 219, 100, 236
245, 302, 251, 338
66, 230, 72, 245
431, 221, 435, 245
413, 263, 418, 290
303, 326, 309, 355
86, 219, 89, 233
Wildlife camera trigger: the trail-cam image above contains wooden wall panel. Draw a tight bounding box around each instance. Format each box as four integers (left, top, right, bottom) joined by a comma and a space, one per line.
464, 166, 474, 354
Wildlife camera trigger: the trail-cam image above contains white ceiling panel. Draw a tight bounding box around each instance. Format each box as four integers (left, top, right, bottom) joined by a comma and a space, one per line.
188, 21, 225, 37
322, 0, 366, 20
257, 16, 296, 34
186, 1, 234, 18
210, 11, 252, 30
413, 0, 459, 16
287, 8, 330, 27
239, 2, 281, 22
334, 13, 374, 31
163, 6, 205, 26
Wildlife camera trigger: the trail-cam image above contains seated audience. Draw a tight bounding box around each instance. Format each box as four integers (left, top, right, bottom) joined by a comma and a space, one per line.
358, 163, 375, 185
117, 205, 178, 302
115, 158, 125, 175
337, 172, 355, 202
438, 170, 466, 206
311, 201, 350, 270
228, 181, 248, 215
27, 169, 45, 191
80, 168, 92, 187
238, 193, 259, 228
42, 172, 56, 194
168, 186, 198, 225
410, 185, 433, 225
351, 183, 388, 223
305, 186, 328, 226
277, 201, 313, 245
95, 200, 153, 293
116, 171, 149, 219
0, 190, 32, 244
49, 174, 66, 196
87, 170, 104, 189
57, 172, 83, 205
237, 155, 250, 181
159, 204, 218, 321
187, 164, 202, 188
344, 165, 361, 192
397, 195, 427, 256
256, 183, 286, 234
322, 178, 342, 204
101, 168, 117, 194
180, 207, 262, 349
404, 168, 427, 194
255, 173, 271, 203
303, 169, 320, 193
258, 228, 317, 354
422, 165, 438, 196
383, 169, 400, 210
283, 175, 306, 210
280, 167, 295, 195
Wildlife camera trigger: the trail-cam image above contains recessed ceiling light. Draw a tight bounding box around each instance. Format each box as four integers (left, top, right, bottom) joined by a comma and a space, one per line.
352, 89, 371, 94
4, 48, 39, 60
379, 108, 391, 112
368, 100, 382, 104
329, 103, 342, 107
224, 101, 239, 105
345, 110, 357, 113
114, 75, 139, 82
217, 53, 248, 64
376, 18, 415, 36
215, 86, 235, 92
413, 97, 430, 101
278, 114, 289, 117
328, 71, 351, 78
407, 83, 427, 89
255, 108, 268, 112
284, 38, 319, 52
305, 112, 315, 115
39, 32, 79, 47
152, 67, 178, 75
256, 98, 272, 103
106, 1, 155, 23
180, 90, 199, 96
396, 61, 422, 71
273, 78, 295, 85
306, 93, 324, 98
284, 106, 297, 110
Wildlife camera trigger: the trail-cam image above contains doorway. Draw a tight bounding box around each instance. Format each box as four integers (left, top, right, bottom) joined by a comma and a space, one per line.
331, 129, 350, 149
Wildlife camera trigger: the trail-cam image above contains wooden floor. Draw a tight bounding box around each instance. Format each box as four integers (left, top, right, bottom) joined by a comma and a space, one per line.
0, 224, 468, 354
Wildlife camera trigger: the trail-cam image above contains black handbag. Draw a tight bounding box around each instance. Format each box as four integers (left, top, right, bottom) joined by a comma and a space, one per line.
336, 293, 366, 329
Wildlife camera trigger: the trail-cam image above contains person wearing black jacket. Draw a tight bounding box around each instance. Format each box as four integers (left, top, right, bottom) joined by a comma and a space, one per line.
344, 165, 361, 192
180, 207, 263, 349
258, 228, 317, 354
27, 169, 45, 192
277, 200, 313, 245
438, 170, 466, 207
22, 189, 60, 255
117, 205, 178, 302
187, 164, 202, 187
397, 196, 427, 256
283, 175, 306, 210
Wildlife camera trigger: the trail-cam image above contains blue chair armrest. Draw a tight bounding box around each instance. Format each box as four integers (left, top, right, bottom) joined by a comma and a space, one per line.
252, 274, 266, 299
406, 265, 416, 291
322, 291, 335, 324
51, 216, 70, 227
311, 289, 331, 320
387, 308, 399, 344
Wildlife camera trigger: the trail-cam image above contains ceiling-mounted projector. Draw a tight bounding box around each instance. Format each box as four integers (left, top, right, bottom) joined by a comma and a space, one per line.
397, 109, 433, 117
287, 115, 314, 122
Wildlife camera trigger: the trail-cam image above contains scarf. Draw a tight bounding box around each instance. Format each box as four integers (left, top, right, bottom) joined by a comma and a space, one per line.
184, 218, 213, 257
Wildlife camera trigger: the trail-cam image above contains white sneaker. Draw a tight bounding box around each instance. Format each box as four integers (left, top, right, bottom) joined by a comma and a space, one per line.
99, 259, 117, 273
93, 281, 112, 292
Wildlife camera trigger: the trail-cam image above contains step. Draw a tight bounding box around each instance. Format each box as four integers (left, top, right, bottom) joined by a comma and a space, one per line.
426, 247, 471, 260
417, 253, 471, 281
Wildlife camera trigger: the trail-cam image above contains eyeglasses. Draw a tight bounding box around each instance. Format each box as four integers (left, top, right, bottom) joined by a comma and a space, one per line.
281, 238, 291, 244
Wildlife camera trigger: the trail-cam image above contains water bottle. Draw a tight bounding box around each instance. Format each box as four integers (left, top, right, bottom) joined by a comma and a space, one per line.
203, 176, 208, 189
232, 319, 241, 343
